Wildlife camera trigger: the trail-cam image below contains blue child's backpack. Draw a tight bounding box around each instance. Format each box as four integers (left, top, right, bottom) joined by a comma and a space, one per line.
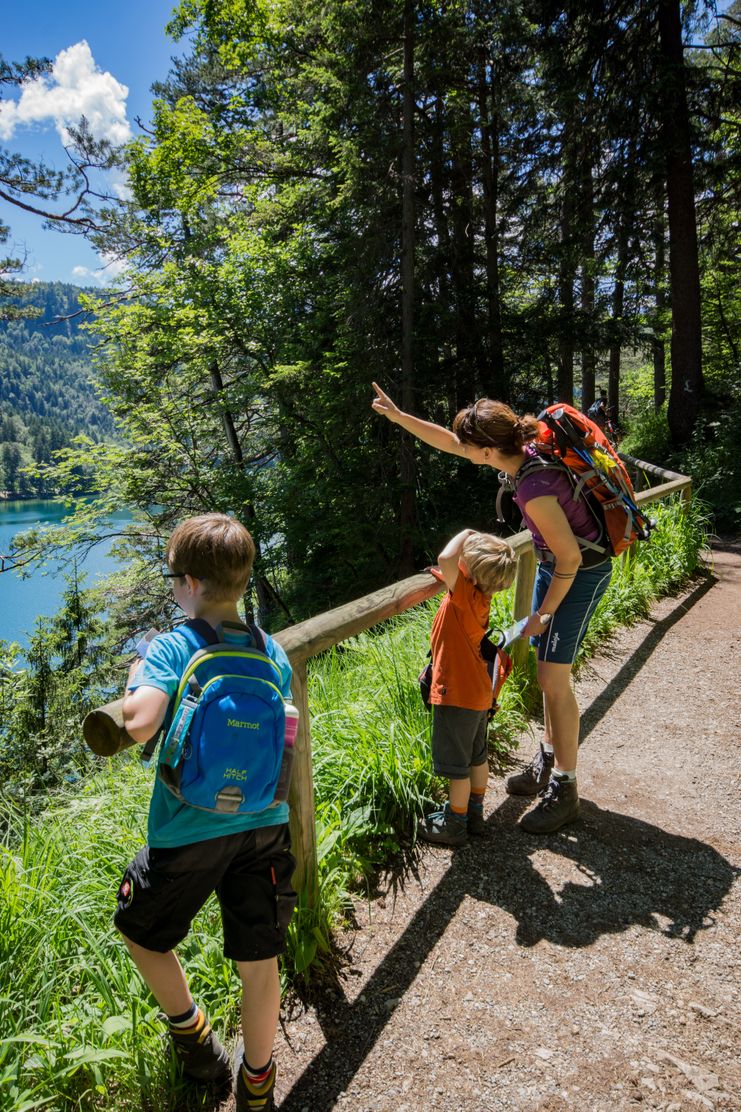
149, 619, 288, 814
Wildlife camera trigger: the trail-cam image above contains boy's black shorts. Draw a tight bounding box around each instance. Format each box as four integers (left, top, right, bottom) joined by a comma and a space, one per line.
114, 823, 296, 961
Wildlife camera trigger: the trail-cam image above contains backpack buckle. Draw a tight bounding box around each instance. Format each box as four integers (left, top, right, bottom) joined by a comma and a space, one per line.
215, 786, 244, 813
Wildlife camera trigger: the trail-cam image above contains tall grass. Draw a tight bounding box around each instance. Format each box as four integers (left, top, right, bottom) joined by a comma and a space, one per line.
0, 494, 707, 1110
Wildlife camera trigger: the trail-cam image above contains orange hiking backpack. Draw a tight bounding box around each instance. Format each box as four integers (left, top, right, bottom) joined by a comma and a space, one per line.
498, 403, 653, 559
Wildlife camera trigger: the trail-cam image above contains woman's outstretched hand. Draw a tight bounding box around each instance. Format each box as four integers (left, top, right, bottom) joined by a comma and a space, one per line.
371, 382, 402, 423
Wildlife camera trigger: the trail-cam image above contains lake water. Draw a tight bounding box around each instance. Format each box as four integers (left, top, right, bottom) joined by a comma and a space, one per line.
0, 499, 130, 647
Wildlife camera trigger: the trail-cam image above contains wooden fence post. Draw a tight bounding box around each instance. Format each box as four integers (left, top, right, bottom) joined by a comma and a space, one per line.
681, 480, 693, 515
287, 659, 319, 906
511, 547, 536, 671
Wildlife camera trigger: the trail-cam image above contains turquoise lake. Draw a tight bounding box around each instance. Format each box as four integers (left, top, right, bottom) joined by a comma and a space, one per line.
0, 499, 130, 647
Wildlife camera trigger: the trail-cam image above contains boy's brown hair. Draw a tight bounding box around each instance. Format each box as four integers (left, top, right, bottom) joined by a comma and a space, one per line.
166, 513, 255, 602
462, 532, 517, 596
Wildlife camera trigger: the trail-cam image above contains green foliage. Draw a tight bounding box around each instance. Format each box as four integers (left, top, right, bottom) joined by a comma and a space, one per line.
0, 282, 112, 495
0, 572, 115, 800
0, 765, 231, 1111
622, 390, 741, 533
19, 0, 734, 622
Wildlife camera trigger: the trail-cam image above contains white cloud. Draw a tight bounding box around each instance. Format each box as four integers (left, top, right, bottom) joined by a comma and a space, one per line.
0, 41, 130, 146
72, 253, 128, 287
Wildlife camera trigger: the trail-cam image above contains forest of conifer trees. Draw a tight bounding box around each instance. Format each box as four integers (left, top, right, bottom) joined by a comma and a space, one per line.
1, 0, 738, 619
0, 283, 112, 495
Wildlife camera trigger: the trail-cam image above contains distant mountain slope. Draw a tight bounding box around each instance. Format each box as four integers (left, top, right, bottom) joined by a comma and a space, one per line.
0, 282, 112, 495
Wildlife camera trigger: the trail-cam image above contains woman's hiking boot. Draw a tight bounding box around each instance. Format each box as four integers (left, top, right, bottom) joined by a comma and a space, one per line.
169, 1010, 231, 1086
234, 1040, 276, 1111
505, 745, 554, 796
519, 774, 580, 834
418, 802, 468, 847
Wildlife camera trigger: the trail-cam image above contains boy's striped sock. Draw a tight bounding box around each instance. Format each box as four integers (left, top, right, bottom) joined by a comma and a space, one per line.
167, 1002, 199, 1031
239, 1057, 276, 1109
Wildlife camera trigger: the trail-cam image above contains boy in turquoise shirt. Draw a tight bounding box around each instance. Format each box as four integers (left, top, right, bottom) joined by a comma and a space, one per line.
116, 513, 295, 1111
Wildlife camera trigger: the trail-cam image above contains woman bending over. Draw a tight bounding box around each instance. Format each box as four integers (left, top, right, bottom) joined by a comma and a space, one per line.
372, 383, 612, 834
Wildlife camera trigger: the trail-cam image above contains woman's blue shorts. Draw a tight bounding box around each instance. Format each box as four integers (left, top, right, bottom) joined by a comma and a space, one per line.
531, 558, 612, 665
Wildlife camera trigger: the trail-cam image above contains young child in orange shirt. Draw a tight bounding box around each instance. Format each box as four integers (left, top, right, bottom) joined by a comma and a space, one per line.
420, 529, 517, 846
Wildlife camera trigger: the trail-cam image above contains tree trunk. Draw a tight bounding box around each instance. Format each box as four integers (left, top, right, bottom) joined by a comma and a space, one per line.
208, 360, 289, 626
431, 90, 453, 387
579, 157, 596, 414
607, 231, 626, 424
449, 56, 477, 405
544, 354, 554, 406
477, 49, 506, 400
652, 177, 667, 412
399, 0, 417, 577
557, 134, 576, 406
658, 0, 704, 444
608, 249, 625, 419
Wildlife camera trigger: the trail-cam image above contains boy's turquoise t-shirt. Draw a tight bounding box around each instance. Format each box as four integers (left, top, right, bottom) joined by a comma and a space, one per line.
129, 623, 292, 848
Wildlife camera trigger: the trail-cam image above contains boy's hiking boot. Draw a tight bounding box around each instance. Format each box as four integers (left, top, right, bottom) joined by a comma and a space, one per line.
519, 774, 580, 834
234, 1040, 276, 1111
466, 804, 488, 837
418, 802, 468, 847
506, 745, 554, 796
169, 1010, 231, 1086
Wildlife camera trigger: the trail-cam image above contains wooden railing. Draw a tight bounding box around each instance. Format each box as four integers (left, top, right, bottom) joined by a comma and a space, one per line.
83, 454, 691, 903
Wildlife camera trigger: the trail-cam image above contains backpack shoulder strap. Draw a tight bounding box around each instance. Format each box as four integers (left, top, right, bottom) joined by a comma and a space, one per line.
139, 620, 217, 766
182, 618, 268, 653
495, 452, 562, 523
512, 451, 565, 494
182, 618, 220, 648
219, 619, 267, 653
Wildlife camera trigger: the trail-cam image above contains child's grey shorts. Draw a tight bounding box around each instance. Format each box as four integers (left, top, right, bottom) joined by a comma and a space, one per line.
431, 705, 489, 778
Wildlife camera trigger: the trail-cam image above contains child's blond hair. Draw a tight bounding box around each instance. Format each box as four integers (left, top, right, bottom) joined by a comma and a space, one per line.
166, 513, 255, 602
462, 532, 517, 595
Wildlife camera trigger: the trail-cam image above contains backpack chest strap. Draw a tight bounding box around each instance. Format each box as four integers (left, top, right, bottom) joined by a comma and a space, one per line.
496, 455, 565, 523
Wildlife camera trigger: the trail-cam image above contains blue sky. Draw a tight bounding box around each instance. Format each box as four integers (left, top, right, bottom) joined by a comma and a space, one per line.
1, 0, 184, 286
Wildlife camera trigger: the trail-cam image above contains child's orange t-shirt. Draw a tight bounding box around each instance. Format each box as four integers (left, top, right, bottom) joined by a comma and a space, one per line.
429, 571, 492, 711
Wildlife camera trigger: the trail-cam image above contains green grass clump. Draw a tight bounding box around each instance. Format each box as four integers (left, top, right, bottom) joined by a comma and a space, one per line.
0, 494, 708, 1110
0, 767, 244, 1110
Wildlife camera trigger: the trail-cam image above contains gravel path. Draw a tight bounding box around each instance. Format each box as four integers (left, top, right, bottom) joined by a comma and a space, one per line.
204, 539, 739, 1112
269, 539, 741, 1112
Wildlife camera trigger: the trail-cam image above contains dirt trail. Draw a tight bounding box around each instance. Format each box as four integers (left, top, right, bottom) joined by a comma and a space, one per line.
270, 539, 741, 1112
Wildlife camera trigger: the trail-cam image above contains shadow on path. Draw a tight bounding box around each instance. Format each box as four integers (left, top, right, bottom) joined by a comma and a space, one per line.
281, 794, 736, 1111
579, 571, 716, 745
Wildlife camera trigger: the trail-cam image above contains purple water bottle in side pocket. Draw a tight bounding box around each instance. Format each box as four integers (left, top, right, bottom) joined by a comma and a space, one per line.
274, 702, 299, 802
